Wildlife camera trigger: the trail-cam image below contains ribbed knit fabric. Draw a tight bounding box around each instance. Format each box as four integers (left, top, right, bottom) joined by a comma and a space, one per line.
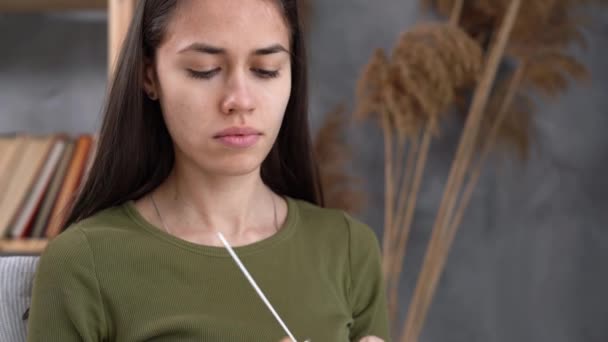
0, 256, 39, 342
27, 197, 390, 342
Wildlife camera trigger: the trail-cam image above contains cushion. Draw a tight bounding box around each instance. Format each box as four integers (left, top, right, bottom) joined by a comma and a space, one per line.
0, 256, 39, 342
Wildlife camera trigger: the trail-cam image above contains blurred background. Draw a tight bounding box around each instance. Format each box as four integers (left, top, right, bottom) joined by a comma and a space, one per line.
1, 1, 607, 341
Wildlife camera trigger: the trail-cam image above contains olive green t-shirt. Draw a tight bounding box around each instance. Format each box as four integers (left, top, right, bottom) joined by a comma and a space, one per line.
27, 197, 390, 341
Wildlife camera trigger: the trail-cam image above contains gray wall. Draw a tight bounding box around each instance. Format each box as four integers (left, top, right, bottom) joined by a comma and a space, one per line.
2, 3, 607, 341
0, 12, 107, 135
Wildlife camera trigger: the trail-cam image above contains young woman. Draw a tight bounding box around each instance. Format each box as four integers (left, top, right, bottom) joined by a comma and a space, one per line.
27, 1, 389, 341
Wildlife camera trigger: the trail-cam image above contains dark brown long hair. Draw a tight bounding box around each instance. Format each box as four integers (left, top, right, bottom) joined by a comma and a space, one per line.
64, 0, 323, 228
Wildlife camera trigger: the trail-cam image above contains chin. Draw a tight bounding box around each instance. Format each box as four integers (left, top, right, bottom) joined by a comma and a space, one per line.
203, 156, 263, 177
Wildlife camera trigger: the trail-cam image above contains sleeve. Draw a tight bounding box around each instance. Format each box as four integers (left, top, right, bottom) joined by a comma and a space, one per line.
27, 226, 107, 342
345, 213, 391, 342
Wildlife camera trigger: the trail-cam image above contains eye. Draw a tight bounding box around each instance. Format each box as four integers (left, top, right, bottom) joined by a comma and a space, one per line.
187, 68, 221, 79
253, 68, 280, 79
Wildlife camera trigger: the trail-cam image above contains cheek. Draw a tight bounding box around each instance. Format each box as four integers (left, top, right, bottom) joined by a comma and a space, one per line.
156, 62, 214, 133
156, 84, 215, 155
264, 75, 292, 130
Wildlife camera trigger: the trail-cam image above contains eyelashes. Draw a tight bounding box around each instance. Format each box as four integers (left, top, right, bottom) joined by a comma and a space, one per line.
187, 68, 280, 80
187, 68, 220, 79
253, 68, 280, 79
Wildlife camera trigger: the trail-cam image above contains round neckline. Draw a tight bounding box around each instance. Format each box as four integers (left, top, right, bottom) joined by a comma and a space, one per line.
123, 196, 298, 257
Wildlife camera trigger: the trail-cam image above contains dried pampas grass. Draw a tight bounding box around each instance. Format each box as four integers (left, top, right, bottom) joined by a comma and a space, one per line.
357, 23, 483, 137
314, 105, 365, 214
355, 20, 484, 332
391, 1, 604, 341
352, 0, 604, 340
424, 0, 595, 156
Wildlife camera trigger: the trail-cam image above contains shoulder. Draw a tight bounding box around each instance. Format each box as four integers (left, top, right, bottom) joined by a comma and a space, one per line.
72, 203, 135, 235
289, 197, 381, 251
36, 222, 97, 284
42, 203, 135, 262
40, 224, 90, 267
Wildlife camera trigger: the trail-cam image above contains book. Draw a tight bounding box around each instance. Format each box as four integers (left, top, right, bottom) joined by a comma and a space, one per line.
0, 135, 56, 238
45, 135, 93, 238
0, 135, 16, 176
9, 137, 67, 239
30, 139, 76, 239
0, 136, 27, 208
82, 133, 98, 180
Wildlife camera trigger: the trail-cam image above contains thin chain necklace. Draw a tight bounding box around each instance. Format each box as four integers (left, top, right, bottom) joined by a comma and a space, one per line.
150, 192, 279, 237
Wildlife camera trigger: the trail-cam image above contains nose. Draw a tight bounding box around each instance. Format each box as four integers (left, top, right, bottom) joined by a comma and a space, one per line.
220, 72, 255, 115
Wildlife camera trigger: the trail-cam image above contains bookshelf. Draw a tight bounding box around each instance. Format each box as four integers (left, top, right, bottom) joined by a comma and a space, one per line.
0, 0, 136, 255
0, 239, 48, 256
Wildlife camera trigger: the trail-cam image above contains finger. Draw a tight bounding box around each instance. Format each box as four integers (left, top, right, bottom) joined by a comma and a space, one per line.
359, 336, 385, 342
278, 338, 293, 342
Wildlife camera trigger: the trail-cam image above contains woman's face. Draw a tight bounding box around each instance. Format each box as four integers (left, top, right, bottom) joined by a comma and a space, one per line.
145, 0, 292, 177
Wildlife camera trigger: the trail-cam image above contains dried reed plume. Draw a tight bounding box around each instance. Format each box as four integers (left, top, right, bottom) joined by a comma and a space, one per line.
398, 1, 600, 341
355, 21, 484, 333
401, 2, 524, 340
426, 0, 591, 156
314, 105, 365, 214
353, 0, 601, 340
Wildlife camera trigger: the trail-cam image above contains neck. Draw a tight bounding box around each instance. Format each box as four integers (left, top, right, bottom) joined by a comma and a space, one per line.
154, 161, 276, 239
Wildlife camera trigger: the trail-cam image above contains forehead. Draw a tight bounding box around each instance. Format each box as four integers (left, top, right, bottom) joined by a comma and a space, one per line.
162, 0, 290, 53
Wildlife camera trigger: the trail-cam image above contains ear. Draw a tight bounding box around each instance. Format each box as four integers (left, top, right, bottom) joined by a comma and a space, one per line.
143, 57, 159, 100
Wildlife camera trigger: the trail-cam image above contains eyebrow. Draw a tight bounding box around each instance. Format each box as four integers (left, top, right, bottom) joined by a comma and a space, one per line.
178, 42, 289, 56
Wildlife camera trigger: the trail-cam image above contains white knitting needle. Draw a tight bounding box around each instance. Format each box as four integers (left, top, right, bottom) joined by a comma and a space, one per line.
217, 232, 299, 342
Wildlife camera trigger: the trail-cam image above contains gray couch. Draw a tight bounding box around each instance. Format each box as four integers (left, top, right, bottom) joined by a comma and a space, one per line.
0, 256, 38, 342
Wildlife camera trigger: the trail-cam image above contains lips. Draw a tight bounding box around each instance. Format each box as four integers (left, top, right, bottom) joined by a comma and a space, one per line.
213, 126, 262, 138
213, 126, 263, 148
